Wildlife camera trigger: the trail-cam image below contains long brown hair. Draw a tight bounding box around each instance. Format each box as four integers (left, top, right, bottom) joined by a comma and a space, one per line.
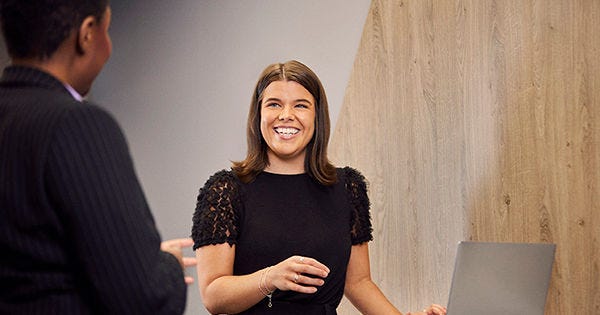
232, 60, 337, 185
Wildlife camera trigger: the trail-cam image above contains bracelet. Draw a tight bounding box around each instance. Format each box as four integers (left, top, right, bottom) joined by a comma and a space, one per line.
258, 266, 274, 307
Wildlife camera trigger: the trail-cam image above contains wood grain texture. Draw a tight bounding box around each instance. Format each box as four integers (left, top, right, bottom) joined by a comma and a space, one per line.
329, 1, 599, 314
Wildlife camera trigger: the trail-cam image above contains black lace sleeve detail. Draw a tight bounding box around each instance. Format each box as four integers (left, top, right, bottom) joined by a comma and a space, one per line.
191, 170, 240, 250
343, 167, 373, 245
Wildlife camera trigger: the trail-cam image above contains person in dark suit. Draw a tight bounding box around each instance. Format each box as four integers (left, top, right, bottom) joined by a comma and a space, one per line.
0, 1, 196, 313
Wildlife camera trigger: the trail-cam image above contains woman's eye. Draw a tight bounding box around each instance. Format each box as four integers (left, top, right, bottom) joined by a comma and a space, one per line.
295, 104, 308, 109
266, 103, 280, 108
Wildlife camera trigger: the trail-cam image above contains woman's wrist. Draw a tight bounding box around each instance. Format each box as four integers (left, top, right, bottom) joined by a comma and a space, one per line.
264, 266, 276, 292
259, 266, 275, 296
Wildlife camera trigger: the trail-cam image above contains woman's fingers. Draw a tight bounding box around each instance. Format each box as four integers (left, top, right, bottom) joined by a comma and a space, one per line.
422, 304, 447, 315
269, 255, 330, 293
292, 255, 330, 277
291, 272, 325, 286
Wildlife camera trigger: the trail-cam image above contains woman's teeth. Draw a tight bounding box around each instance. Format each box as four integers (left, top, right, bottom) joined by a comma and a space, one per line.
275, 127, 299, 135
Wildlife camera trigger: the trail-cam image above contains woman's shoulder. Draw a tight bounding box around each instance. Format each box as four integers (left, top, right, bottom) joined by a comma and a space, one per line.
200, 169, 240, 190
207, 169, 237, 180
336, 166, 367, 186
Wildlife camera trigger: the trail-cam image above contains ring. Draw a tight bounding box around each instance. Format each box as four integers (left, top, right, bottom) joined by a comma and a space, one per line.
293, 274, 299, 283
299, 257, 305, 262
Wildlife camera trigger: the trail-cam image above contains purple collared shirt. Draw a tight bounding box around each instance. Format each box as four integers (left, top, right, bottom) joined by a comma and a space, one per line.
63, 83, 83, 102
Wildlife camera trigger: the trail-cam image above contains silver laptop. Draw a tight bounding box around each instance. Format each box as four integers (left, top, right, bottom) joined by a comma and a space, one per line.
446, 241, 556, 315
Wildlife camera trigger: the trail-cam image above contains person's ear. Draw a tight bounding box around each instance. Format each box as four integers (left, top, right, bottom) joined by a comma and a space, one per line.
75, 16, 97, 55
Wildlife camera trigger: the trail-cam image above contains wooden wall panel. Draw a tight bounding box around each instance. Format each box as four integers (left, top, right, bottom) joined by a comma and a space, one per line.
330, 1, 599, 314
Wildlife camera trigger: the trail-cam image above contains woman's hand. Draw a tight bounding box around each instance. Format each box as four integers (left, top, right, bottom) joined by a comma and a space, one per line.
406, 304, 447, 315
266, 255, 330, 294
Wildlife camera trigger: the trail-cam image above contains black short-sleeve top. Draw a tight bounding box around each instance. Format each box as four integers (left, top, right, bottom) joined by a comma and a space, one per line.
191, 167, 373, 314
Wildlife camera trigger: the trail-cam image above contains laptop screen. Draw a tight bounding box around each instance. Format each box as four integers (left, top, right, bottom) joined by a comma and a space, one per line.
446, 241, 555, 315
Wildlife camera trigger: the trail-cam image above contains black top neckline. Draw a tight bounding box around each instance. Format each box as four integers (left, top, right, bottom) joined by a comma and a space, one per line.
260, 171, 308, 177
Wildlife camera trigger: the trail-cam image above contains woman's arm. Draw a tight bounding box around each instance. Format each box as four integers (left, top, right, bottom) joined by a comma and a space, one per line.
344, 244, 446, 315
196, 244, 265, 314
196, 244, 330, 314
344, 243, 403, 314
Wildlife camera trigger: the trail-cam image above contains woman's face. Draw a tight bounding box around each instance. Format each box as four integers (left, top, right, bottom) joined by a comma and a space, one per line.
260, 80, 316, 168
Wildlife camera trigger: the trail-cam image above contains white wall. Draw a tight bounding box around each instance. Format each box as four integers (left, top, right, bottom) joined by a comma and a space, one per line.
92, 1, 371, 313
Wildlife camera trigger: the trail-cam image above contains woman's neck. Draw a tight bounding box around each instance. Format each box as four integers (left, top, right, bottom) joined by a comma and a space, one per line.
264, 153, 306, 175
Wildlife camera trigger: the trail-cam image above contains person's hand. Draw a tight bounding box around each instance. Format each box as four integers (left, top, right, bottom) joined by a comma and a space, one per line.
160, 237, 197, 285
265, 255, 330, 294
406, 304, 447, 315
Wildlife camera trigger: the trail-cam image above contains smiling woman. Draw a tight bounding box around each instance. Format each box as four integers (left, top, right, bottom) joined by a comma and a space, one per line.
190, 60, 446, 315
232, 60, 337, 186
260, 80, 316, 174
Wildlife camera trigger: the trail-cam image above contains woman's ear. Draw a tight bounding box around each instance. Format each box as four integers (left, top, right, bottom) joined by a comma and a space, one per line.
76, 16, 97, 55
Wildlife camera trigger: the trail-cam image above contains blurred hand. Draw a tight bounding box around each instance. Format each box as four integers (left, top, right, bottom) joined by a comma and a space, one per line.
161, 237, 197, 284
406, 304, 447, 315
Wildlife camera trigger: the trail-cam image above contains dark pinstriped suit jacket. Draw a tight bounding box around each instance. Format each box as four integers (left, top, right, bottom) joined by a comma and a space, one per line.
0, 66, 186, 314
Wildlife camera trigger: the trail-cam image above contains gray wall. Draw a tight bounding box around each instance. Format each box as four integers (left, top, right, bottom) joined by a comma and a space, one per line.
91, 1, 370, 313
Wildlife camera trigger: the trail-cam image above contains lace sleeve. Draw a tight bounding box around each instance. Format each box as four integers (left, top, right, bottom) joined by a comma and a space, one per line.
343, 167, 373, 245
191, 170, 240, 250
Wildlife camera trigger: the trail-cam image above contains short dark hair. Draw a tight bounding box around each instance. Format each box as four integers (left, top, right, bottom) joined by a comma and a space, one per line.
232, 60, 337, 185
0, 0, 109, 60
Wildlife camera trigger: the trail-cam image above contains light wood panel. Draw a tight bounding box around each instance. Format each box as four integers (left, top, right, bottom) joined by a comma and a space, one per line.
330, 1, 599, 314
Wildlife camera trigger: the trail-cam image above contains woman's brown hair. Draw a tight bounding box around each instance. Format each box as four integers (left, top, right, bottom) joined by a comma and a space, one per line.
232, 60, 337, 185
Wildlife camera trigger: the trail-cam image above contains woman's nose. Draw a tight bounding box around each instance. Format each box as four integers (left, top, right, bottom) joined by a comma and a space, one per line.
278, 106, 294, 121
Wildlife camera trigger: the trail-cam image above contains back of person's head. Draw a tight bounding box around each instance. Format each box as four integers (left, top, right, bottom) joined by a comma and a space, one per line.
0, 0, 109, 60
